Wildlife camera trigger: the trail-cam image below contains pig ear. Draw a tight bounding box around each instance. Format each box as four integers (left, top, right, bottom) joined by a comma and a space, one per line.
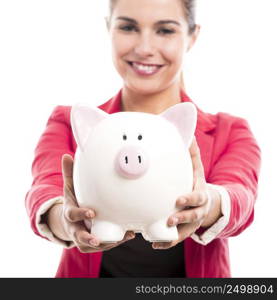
161, 102, 197, 148
71, 104, 108, 151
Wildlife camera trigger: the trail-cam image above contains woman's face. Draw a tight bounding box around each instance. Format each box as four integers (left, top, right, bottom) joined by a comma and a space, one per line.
108, 0, 198, 95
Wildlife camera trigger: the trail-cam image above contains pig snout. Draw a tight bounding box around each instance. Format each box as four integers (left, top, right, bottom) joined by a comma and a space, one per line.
115, 146, 149, 179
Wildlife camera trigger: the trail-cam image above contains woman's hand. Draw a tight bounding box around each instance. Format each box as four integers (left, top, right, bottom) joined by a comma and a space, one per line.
46, 154, 135, 253
152, 137, 222, 250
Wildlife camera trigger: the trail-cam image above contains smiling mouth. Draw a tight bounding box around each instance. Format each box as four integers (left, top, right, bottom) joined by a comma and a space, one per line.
127, 61, 164, 76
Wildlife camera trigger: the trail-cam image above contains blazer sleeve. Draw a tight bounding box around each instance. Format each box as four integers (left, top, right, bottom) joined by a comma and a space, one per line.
25, 106, 74, 241
207, 114, 261, 238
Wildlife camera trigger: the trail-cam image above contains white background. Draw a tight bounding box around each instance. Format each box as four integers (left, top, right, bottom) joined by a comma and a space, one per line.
0, 0, 276, 277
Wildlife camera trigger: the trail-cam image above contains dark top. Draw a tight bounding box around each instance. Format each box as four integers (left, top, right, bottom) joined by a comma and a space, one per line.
99, 233, 185, 278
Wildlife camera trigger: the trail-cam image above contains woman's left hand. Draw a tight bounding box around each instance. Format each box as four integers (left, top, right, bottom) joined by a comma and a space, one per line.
152, 137, 222, 250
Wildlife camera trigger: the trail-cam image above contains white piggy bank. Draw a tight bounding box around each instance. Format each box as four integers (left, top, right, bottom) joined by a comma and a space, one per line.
71, 102, 197, 243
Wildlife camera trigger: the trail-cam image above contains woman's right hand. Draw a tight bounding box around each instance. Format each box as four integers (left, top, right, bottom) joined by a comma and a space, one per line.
46, 154, 135, 253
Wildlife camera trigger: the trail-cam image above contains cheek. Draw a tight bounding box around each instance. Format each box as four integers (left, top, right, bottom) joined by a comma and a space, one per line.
161, 38, 186, 65
112, 34, 135, 60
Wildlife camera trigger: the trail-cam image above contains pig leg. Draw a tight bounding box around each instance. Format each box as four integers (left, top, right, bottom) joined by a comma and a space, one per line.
144, 219, 179, 242
91, 219, 125, 243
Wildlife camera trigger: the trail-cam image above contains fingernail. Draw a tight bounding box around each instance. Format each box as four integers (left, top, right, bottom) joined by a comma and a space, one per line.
86, 210, 94, 218
170, 217, 179, 226
177, 196, 186, 205
89, 238, 98, 246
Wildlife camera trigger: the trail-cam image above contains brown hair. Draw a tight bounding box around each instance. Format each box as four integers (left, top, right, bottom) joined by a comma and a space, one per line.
108, 0, 197, 90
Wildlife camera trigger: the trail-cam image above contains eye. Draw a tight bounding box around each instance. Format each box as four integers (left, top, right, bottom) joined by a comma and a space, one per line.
157, 28, 175, 35
138, 134, 143, 140
119, 24, 138, 32
123, 134, 127, 141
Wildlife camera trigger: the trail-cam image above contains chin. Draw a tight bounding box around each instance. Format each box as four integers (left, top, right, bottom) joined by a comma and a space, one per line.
127, 81, 166, 96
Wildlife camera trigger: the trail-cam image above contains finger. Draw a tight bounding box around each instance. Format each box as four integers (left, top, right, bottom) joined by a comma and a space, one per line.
94, 231, 136, 251
71, 222, 100, 246
62, 154, 74, 193
64, 206, 96, 223
63, 185, 77, 204
168, 206, 207, 226
189, 138, 204, 176
189, 138, 206, 189
153, 221, 201, 250
152, 240, 177, 250
102, 231, 136, 246
152, 233, 180, 250
176, 191, 207, 209
76, 241, 114, 253
77, 231, 136, 253
62, 154, 77, 205
193, 174, 206, 191
178, 221, 202, 239
77, 245, 100, 253
76, 230, 100, 247
62, 154, 74, 181
122, 231, 136, 242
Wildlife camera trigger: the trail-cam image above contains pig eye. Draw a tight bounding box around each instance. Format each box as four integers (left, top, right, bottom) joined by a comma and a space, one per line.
123, 134, 127, 141
138, 135, 143, 140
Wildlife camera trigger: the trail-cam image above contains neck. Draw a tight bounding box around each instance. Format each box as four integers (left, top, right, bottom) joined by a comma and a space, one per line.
121, 83, 182, 115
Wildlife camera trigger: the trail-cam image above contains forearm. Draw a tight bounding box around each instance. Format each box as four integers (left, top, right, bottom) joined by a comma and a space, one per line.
45, 203, 70, 241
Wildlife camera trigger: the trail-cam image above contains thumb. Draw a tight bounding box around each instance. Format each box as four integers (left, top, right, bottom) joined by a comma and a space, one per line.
62, 154, 74, 180
62, 154, 76, 204
189, 138, 206, 190
193, 173, 206, 191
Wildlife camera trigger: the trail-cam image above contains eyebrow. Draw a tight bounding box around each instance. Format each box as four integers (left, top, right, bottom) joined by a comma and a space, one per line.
116, 16, 181, 26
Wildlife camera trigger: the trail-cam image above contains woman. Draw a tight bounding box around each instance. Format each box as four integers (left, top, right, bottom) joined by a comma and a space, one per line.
25, 0, 261, 277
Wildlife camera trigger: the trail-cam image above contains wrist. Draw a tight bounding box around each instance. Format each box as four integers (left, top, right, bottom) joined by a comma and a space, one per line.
201, 187, 222, 228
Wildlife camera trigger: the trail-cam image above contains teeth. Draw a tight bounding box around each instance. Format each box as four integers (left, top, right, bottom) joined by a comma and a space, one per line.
132, 62, 159, 74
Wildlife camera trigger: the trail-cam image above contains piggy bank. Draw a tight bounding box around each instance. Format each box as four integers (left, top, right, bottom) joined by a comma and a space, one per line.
71, 102, 197, 243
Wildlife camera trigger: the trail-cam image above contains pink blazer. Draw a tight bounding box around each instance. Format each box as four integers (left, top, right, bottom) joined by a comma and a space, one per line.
25, 89, 261, 277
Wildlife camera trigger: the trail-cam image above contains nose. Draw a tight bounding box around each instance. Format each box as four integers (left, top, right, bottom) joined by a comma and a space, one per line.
115, 145, 149, 179
134, 32, 155, 57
